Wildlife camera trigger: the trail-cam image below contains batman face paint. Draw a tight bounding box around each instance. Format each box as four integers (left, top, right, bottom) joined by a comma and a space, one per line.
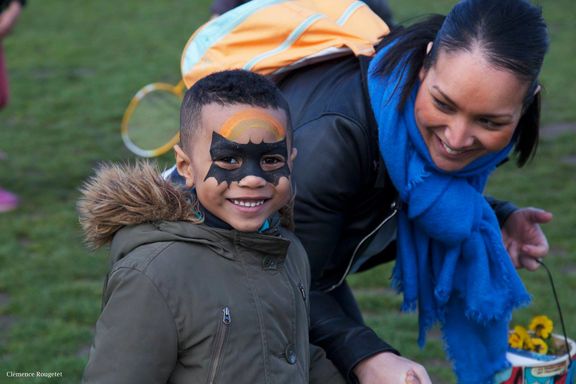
205, 131, 290, 186
180, 104, 293, 233
202, 109, 290, 186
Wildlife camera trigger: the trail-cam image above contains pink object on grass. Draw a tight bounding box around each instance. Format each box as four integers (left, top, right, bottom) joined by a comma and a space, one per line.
0, 187, 19, 212
0, 43, 9, 108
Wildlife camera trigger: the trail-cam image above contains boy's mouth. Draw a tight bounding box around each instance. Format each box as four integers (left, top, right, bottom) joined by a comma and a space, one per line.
229, 199, 267, 208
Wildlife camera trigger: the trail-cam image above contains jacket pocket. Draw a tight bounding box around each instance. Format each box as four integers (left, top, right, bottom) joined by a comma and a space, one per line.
206, 306, 231, 384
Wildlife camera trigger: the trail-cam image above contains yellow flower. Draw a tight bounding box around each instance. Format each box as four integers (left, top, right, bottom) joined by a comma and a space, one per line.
510, 326, 532, 350
530, 338, 549, 355
529, 315, 553, 339
514, 326, 530, 341
509, 332, 523, 349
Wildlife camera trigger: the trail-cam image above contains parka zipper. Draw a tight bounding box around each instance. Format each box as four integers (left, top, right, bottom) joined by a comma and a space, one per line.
327, 201, 399, 292
207, 306, 231, 384
297, 282, 306, 302
282, 271, 307, 380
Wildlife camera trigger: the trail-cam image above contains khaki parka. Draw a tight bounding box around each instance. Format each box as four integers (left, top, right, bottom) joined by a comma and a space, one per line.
78, 163, 344, 384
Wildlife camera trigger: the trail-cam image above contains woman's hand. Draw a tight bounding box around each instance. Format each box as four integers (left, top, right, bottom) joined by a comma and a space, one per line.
353, 352, 431, 384
502, 207, 553, 270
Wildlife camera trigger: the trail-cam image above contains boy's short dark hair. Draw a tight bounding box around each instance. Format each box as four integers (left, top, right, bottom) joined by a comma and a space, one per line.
180, 70, 292, 150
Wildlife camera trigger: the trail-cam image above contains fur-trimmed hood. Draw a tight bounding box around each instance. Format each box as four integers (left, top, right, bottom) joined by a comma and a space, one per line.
77, 162, 201, 250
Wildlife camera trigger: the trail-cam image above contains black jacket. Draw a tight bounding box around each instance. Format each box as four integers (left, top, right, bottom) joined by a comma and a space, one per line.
210, 0, 394, 26
280, 54, 401, 289
277, 54, 517, 381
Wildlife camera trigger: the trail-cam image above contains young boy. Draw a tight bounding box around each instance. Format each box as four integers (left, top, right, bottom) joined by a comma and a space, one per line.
78, 70, 345, 384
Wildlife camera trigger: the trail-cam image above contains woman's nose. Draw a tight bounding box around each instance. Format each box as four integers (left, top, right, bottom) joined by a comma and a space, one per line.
444, 117, 475, 149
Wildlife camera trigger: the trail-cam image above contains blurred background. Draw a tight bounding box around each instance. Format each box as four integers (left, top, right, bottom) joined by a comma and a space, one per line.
0, 0, 574, 382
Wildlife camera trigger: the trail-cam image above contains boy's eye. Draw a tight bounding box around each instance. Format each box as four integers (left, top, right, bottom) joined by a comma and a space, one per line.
215, 157, 242, 169
219, 156, 239, 164
261, 155, 285, 170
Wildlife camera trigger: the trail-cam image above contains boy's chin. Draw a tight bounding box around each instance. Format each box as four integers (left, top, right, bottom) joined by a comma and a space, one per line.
229, 219, 266, 233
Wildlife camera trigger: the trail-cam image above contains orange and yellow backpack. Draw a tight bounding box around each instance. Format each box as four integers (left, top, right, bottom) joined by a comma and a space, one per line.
180, 0, 390, 88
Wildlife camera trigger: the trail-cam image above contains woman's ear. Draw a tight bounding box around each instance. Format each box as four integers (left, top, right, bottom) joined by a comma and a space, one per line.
419, 42, 434, 81
419, 66, 429, 82
533, 84, 541, 96
174, 144, 195, 188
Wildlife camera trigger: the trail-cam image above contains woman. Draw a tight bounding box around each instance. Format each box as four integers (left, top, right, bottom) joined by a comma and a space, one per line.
278, 0, 551, 382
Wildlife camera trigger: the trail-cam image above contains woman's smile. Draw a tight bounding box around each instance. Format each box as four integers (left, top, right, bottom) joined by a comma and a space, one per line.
435, 133, 479, 157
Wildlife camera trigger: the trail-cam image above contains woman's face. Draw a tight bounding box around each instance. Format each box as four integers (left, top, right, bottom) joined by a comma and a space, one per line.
414, 48, 529, 172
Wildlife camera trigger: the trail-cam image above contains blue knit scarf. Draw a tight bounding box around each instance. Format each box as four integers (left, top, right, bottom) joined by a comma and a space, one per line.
367, 46, 531, 383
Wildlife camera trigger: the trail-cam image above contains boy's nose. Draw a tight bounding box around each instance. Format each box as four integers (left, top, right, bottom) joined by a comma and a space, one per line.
238, 174, 267, 188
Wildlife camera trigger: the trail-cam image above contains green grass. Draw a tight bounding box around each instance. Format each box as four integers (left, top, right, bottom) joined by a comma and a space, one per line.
0, 1, 574, 383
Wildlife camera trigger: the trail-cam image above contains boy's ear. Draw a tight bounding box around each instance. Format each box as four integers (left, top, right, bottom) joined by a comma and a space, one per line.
290, 147, 298, 162
174, 144, 195, 188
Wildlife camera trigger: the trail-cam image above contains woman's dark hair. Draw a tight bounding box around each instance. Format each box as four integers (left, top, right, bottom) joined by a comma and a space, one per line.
374, 0, 549, 167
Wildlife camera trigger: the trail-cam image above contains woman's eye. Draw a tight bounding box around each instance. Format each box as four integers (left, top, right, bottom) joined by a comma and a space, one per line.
433, 97, 453, 112
477, 118, 504, 130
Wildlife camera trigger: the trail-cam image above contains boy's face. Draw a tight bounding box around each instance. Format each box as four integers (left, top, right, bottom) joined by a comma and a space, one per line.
175, 103, 296, 232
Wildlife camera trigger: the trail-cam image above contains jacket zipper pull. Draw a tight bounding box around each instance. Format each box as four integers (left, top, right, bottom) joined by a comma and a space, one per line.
298, 282, 306, 302
222, 306, 231, 325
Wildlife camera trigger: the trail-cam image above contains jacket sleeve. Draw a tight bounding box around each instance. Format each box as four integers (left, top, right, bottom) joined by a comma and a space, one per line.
309, 290, 399, 382
309, 343, 347, 384
486, 196, 518, 226
82, 267, 178, 384
292, 115, 399, 381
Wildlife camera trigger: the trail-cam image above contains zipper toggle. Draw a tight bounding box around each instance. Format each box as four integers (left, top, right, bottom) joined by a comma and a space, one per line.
297, 282, 306, 302
222, 306, 231, 325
